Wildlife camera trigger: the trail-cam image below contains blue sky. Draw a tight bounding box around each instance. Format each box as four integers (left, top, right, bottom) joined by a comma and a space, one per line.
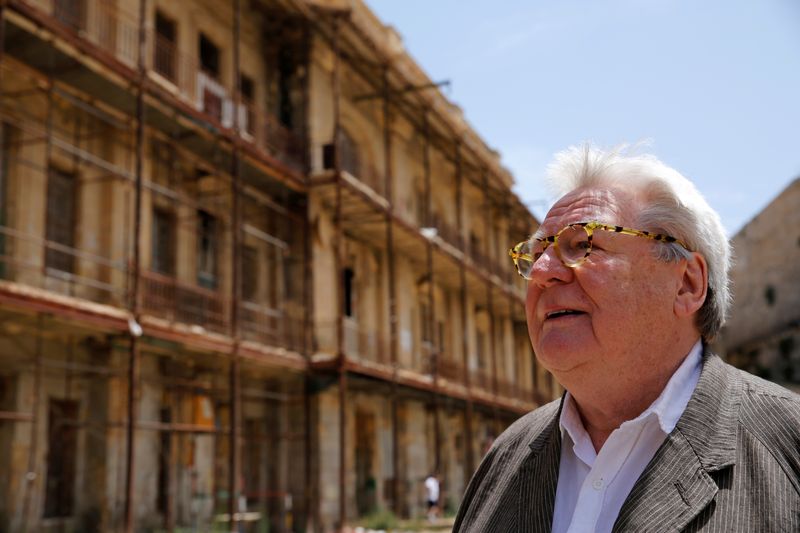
367, 0, 800, 235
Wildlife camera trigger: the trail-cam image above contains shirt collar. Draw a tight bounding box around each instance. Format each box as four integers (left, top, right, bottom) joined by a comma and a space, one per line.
559, 339, 704, 449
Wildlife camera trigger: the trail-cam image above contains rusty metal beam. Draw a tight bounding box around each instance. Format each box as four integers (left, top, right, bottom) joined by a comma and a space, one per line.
483, 171, 501, 435
330, 15, 348, 532
123, 1, 147, 530
455, 143, 476, 476
20, 314, 43, 532
228, 0, 244, 529
423, 112, 442, 479
381, 65, 403, 518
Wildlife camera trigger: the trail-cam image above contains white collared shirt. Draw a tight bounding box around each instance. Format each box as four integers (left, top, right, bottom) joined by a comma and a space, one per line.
551, 340, 703, 533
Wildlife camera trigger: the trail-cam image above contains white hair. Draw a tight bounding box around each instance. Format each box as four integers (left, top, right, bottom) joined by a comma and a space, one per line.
545, 143, 732, 342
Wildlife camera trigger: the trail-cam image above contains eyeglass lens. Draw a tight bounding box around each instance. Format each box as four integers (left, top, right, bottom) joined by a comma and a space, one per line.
516, 225, 592, 277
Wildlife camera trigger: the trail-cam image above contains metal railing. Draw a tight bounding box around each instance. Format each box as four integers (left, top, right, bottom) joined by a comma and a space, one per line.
0, 224, 129, 306
240, 299, 305, 353
469, 367, 493, 393
436, 356, 465, 383
18, 0, 306, 171
141, 270, 228, 334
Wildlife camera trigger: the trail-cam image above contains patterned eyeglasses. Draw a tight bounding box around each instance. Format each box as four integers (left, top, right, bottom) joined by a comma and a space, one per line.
508, 221, 689, 280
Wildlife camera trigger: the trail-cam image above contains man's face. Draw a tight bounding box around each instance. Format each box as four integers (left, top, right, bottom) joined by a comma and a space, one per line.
525, 186, 683, 385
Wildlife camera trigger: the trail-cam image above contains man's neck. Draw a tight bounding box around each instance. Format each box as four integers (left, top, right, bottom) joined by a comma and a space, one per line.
567, 338, 702, 451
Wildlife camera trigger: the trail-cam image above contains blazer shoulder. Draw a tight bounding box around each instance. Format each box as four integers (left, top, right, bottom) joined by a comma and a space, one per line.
733, 364, 800, 493
491, 398, 562, 453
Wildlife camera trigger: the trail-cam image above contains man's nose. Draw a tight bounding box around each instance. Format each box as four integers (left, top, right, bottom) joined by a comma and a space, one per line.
529, 246, 573, 288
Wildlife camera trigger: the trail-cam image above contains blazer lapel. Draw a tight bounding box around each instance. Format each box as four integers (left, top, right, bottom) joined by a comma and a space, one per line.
612, 430, 719, 531
517, 407, 562, 533
613, 351, 740, 532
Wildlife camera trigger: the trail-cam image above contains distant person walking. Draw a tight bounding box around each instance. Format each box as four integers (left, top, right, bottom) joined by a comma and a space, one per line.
424, 473, 440, 522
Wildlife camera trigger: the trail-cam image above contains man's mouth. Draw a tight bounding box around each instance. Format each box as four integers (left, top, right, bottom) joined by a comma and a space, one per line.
545, 309, 586, 320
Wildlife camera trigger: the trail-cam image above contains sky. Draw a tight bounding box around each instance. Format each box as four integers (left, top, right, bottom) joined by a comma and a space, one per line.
366, 0, 800, 235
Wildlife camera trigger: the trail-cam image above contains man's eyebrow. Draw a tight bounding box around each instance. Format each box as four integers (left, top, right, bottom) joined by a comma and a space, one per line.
531, 228, 546, 240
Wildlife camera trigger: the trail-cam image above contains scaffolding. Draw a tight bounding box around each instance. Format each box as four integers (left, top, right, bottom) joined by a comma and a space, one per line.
0, 0, 553, 531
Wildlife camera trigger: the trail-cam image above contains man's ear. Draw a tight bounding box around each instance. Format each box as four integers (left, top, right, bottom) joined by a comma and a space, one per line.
674, 252, 707, 318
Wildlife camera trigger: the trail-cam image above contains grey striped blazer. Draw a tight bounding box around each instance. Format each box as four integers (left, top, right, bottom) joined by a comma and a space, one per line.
453, 352, 800, 532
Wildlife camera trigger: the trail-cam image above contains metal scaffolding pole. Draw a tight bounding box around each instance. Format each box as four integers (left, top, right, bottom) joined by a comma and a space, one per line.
423, 113, 442, 478
381, 66, 402, 517
454, 143, 475, 474
228, 0, 243, 529
124, 1, 147, 529
330, 15, 348, 531
483, 172, 500, 433
20, 315, 44, 532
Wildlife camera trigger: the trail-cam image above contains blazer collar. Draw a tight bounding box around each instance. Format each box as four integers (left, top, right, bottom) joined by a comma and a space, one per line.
613, 348, 741, 531
519, 398, 563, 533
672, 347, 740, 471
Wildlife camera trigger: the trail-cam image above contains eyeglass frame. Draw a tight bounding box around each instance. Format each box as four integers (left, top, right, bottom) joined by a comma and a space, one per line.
508, 221, 690, 279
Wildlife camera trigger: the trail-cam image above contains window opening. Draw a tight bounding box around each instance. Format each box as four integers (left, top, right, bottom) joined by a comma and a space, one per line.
44, 399, 79, 518
197, 210, 218, 289
154, 11, 177, 81
343, 267, 355, 317
45, 167, 77, 273
199, 33, 220, 78
54, 0, 85, 31
152, 208, 176, 275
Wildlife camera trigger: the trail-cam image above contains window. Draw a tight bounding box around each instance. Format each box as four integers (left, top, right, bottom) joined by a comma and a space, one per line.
199, 33, 220, 78
241, 245, 258, 301
239, 74, 255, 135
0, 123, 13, 278
343, 267, 355, 317
339, 129, 361, 177
45, 168, 77, 273
54, 0, 85, 31
44, 399, 79, 518
764, 285, 776, 306
199, 33, 223, 122
152, 208, 175, 275
157, 407, 171, 517
476, 331, 486, 370
277, 46, 295, 128
154, 11, 177, 81
419, 300, 433, 345
239, 74, 254, 102
197, 210, 217, 289
323, 130, 362, 178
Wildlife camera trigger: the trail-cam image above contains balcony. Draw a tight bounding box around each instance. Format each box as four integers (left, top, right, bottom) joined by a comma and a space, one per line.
141, 270, 227, 334
430, 215, 463, 251
436, 356, 465, 383
0, 224, 128, 307
16, 0, 306, 172
343, 317, 390, 366
469, 367, 494, 393
240, 300, 305, 353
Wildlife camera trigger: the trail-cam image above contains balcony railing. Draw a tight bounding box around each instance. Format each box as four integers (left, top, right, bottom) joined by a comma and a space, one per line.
343, 317, 390, 365
19, 0, 306, 171
436, 357, 465, 383
141, 270, 227, 334
470, 368, 494, 393
0, 224, 128, 306
315, 319, 391, 365
240, 300, 305, 353
431, 216, 463, 250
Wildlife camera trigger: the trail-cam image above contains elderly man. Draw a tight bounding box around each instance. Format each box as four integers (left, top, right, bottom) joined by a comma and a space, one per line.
454, 145, 800, 532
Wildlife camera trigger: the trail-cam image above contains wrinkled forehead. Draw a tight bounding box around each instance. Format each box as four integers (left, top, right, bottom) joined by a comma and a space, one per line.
533, 187, 638, 239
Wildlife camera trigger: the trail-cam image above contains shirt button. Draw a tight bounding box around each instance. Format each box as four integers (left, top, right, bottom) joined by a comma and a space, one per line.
592, 479, 603, 490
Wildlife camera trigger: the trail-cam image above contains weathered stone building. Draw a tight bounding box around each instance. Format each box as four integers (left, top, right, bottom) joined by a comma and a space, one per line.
717, 177, 800, 393
0, 0, 557, 531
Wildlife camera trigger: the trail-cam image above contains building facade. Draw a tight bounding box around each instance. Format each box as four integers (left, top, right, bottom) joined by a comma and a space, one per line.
718, 178, 800, 393
0, 0, 557, 531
